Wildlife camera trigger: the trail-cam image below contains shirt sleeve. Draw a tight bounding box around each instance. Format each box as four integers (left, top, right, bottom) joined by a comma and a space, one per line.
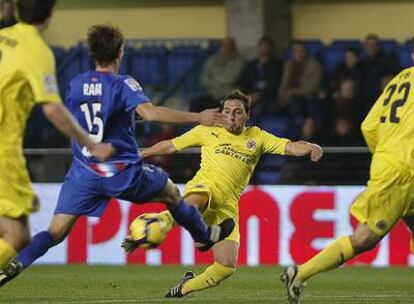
26, 48, 61, 104
260, 130, 290, 155
121, 76, 150, 112
172, 126, 206, 151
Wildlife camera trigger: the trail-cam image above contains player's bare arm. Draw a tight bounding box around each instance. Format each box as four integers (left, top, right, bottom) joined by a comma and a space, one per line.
42, 102, 114, 161
285, 141, 323, 162
140, 140, 177, 158
136, 102, 229, 126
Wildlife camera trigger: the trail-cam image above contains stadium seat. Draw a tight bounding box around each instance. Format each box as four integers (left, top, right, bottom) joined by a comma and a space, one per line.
167, 46, 207, 97
130, 46, 168, 88
323, 47, 345, 75
330, 40, 362, 51
257, 116, 290, 137
398, 48, 412, 68
57, 44, 93, 95
253, 170, 281, 184
379, 39, 400, 56
118, 45, 133, 75
50, 46, 66, 68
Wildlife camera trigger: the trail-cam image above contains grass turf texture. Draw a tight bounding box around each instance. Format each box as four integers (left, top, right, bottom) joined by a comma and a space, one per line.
0, 265, 412, 303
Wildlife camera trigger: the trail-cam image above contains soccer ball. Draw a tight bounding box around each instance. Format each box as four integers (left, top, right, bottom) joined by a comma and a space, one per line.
129, 213, 168, 249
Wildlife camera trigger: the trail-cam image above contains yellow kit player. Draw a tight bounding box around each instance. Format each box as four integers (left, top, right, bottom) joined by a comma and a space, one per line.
0, 0, 113, 273
123, 90, 323, 297
281, 47, 414, 303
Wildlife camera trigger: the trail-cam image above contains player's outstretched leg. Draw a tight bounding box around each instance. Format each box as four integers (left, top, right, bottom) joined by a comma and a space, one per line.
280, 223, 381, 303
165, 239, 237, 298
148, 180, 235, 251
0, 214, 78, 287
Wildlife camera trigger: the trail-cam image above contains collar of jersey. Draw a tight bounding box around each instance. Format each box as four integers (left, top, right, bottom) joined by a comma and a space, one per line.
16, 22, 41, 36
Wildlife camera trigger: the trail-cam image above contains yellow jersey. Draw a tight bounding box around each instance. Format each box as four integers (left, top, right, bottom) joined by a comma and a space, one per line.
361, 66, 414, 170
0, 23, 61, 156
172, 125, 290, 198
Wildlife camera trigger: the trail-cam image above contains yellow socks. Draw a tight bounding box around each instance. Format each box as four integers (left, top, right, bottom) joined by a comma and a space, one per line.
181, 262, 236, 295
157, 210, 176, 231
0, 238, 16, 268
298, 236, 355, 282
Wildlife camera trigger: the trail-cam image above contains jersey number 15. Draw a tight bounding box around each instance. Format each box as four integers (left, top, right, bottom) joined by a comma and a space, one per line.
80, 102, 103, 157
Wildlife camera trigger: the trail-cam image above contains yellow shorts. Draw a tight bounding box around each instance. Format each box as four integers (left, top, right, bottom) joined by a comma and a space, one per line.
0, 155, 36, 218
183, 179, 240, 244
351, 153, 414, 236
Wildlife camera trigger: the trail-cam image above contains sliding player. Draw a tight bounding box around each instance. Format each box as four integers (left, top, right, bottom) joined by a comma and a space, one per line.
0, 0, 113, 273
124, 90, 323, 297
281, 45, 414, 303
0, 23, 235, 286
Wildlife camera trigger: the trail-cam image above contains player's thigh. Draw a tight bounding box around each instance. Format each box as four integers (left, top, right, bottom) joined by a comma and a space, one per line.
183, 192, 209, 213
151, 179, 181, 207
48, 214, 80, 244
213, 239, 239, 268
0, 216, 30, 250
350, 158, 412, 236
0, 156, 36, 218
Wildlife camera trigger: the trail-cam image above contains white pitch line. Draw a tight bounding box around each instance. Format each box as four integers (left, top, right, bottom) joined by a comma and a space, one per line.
23, 294, 413, 304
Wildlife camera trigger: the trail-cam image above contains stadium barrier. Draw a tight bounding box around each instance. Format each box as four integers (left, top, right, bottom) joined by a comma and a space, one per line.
31, 183, 412, 267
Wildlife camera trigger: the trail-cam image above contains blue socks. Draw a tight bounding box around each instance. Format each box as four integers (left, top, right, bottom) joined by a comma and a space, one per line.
16, 231, 55, 269
169, 200, 209, 243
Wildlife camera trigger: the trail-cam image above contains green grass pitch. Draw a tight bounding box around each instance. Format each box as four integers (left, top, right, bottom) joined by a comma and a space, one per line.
0, 265, 412, 303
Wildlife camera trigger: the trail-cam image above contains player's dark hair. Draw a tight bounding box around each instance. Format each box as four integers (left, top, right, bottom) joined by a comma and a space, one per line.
17, 0, 56, 24
87, 24, 124, 67
221, 90, 250, 114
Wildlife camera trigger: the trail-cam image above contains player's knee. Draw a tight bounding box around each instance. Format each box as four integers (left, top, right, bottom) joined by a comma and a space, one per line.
15, 230, 31, 251
162, 183, 181, 208
351, 233, 380, 253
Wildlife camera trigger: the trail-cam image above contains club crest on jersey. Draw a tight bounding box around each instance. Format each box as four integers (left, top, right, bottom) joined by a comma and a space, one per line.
83, 83, 102, 96
246, 139, 257, 150
124, 78, 142, 91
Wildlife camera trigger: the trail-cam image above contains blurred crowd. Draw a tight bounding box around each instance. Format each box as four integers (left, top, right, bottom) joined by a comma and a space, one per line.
190, 34, 401, 146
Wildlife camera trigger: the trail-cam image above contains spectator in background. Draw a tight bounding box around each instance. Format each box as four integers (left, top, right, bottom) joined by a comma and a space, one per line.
329, 79, 363, 146
278, 41, 322, 138
0, 0, 17, 29
331, 47, 362, 96
238, 36, 282, 115
360, 34, 399, 112
190, 37, 245, 112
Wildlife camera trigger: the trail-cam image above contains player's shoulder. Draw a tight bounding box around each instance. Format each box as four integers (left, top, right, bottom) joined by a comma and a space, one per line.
393, 66, 414, 84
244, 125, 264, 137
117, 74, 144, 92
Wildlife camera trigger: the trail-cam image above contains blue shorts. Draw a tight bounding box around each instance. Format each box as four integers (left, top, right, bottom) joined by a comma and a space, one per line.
54, 161, 169, 217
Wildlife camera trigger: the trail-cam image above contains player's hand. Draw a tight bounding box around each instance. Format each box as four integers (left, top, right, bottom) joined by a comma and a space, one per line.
198, 108, 231, 127
309, 144, 323, 162
89, 143, 116, 162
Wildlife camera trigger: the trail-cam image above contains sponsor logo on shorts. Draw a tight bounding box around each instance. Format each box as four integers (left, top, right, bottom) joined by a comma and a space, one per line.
376, 219, 388, 231
246, 139, 257, 150
195, 184, 205, 189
